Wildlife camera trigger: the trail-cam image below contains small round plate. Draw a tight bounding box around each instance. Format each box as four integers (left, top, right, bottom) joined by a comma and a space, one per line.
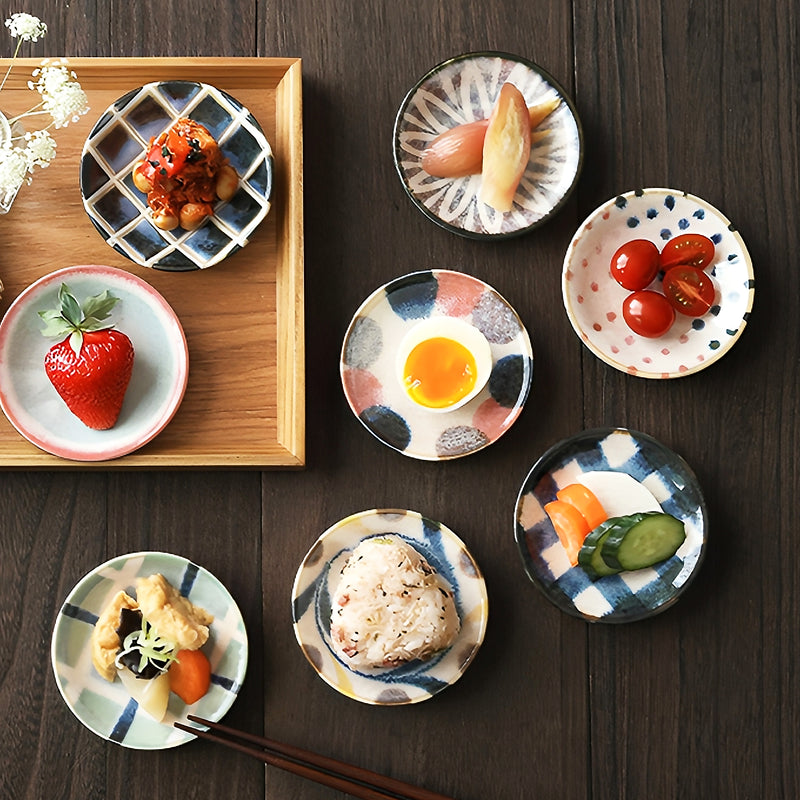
515, 427, 708, 622
80, 80, 273, 271
393, 51, 583, 239
341, 269, 534, 460
562, 188, 755, 378
0, 265, 188, 461
51, 551, 248, 749
291, 509, 488, 705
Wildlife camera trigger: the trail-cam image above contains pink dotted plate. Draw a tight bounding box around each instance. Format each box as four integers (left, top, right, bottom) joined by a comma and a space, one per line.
562, 188, 754, 379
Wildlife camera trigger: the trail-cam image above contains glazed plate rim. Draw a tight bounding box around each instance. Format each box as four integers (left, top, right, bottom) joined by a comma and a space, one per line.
514, 426, 709, 623
50, 550, 249, 749
0, 265, 188, 461
393, 50, 584, 240
291, 508, 489, 705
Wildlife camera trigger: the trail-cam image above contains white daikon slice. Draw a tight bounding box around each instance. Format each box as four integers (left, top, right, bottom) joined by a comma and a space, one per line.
576, 471, 662, 519
118, 668, 170, 722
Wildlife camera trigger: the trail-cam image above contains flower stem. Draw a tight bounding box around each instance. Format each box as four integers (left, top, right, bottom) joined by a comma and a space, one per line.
7, 102, 46, 125
0, 40, 23, 94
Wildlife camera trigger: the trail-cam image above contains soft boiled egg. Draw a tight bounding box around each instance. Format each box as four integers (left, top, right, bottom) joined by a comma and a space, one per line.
396, 317, 492, 412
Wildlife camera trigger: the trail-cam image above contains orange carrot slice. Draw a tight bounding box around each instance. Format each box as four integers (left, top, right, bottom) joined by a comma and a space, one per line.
168, 649, 211, 705
545, 500, 591, 566
479, 82, 531, 212
421, 96, 559, 179
556, 483, 608, 530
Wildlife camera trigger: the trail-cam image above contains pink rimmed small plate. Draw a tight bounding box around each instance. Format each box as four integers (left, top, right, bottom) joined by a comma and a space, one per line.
0, 265, 188, 460
562, 188, 754, 378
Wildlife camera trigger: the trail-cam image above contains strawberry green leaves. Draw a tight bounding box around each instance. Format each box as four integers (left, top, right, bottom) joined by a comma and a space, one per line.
39, 283, 120, 356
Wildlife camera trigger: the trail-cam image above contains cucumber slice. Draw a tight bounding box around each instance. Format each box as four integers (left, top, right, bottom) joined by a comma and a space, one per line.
578, 515, 644, 580
601, 512, 686, 571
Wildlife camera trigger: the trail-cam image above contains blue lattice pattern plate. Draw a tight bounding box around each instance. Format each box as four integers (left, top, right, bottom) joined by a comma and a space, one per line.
393, 51, 583, 239
80, 81, 273, 271
292, 509, 489, 705
51, 552, 248, 748
341, 270, 534, 460
562, 188, 755, 378
515, 428, 708, 623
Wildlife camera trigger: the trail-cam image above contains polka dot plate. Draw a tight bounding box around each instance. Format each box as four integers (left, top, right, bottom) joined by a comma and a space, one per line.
51, 551, 248, 749
515, 427, 708, 623
341, 270, 534, 460
562, 188, 754, 378
80, 80, 273, 271
393, 51, 583, 239
291, 509, 489, 705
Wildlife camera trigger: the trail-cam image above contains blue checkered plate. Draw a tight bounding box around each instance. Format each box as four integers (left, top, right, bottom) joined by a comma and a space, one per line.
80, 81, 273, 271
51, 552, 248, 748
515, 428, 708, 622
292, 509, 489, 705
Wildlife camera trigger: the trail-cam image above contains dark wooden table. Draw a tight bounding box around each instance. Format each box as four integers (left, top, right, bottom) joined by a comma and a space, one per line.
2, 1, 797, 798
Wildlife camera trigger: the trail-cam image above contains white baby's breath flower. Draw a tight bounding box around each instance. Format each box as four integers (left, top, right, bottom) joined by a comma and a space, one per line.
0, 144, 29, 195
41, 80, 89, 128
29, 61, 72, 96
0, 16, 89, 209
28, 62, 89, 128
23, 129, 56, 167
4, 13, 47, 42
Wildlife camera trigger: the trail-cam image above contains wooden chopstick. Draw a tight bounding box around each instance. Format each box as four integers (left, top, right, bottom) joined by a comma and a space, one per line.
174, 715, 457, 800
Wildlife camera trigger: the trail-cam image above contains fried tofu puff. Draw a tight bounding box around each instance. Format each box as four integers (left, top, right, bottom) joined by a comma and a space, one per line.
90, 590, 139, 681
135, 573, 214, 651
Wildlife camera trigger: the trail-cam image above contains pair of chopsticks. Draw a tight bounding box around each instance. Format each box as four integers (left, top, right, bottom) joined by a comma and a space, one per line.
174, 715, 457, 800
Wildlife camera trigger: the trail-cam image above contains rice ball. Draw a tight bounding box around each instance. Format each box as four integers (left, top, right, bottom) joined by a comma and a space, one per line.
329, 535, 461, 668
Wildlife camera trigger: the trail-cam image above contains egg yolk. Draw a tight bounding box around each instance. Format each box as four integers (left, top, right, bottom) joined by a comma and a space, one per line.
403, 336, 478, 408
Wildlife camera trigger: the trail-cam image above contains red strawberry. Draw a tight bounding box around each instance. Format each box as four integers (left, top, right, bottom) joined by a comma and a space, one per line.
39, 284, 135, 430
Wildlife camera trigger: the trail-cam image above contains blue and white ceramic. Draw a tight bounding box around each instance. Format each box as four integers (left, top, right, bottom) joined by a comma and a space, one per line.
51, 551, 248, 748
393, 51, 583, 238
562, 188, 755, 378
341, 270, 534, 460
292, 510, 489, 705
80, 81, 273, 271
515, 428, 708, 623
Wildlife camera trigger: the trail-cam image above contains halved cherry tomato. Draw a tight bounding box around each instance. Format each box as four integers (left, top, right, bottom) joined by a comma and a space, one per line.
662, 265, 715, 317
622, 290, 676, 338
659, 233, 715, 270
610, 239, 660, 290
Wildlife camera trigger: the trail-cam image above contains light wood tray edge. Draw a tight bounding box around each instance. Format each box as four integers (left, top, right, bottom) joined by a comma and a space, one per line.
0, 56, 305, 470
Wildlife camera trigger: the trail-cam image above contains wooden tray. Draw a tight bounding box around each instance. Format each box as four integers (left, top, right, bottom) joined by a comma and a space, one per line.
0, 57, 304, 468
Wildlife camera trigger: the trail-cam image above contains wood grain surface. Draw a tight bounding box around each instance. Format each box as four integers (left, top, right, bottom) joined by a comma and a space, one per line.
0, 1, 797, 799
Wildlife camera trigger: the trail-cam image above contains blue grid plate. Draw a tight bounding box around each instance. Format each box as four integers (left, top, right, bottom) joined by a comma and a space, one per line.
292, 509, 489, 705
515, 428, 708, 623
80, 81, 273, 271
562, 188, 755, 378
393, 51, 583, 239
51, 551, 248, 748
